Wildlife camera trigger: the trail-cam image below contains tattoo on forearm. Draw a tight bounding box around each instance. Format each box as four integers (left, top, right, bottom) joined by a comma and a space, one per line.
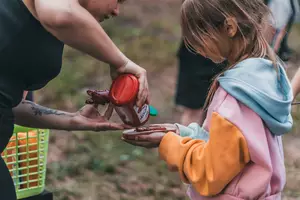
22, 101, 66, 116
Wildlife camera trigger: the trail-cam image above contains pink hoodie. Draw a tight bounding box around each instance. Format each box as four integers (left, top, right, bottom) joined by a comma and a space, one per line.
186, 87, 285, 199
158, 58, 291, 199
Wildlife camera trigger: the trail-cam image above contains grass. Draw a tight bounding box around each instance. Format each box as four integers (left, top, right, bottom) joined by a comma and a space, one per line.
33, 1, 300, 199
45, 132, 188, 200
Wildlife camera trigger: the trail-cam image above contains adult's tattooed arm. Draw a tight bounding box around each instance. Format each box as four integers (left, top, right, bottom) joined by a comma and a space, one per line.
12, 100, 75, 130
12, 100, 126, 131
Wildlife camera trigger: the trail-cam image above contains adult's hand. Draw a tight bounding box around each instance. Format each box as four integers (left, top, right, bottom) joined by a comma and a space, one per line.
110, 59, 149, 108
71, 103, 128, 131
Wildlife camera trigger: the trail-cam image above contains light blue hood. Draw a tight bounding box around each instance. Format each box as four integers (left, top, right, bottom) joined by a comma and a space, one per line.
218, 58, 293, 136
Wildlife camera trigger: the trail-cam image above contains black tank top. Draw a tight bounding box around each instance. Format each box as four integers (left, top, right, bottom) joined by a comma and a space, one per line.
0, 0, 64, 108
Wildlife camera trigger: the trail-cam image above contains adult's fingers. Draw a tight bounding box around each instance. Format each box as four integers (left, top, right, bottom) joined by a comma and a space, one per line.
104, 103, 114, 120
94, 122, 125, 131
92, 103, 99, 109
144, 78, 150, 104
85, 98, 94, 104
122, 124, 134, 129
136, 75, 149, 108
87, 90, 94, 97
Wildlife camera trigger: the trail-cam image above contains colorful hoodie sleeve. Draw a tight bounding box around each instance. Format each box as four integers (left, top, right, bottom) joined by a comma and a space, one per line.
159, 112, 250, 196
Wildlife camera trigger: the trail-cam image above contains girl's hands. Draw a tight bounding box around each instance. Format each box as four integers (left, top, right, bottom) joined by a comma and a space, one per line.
122, 124, 179, 148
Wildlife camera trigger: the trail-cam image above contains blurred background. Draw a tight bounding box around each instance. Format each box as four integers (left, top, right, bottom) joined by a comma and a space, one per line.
33, 0, 300, 199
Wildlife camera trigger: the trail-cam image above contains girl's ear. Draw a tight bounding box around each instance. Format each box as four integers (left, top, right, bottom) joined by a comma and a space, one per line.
224, 17, 238, 38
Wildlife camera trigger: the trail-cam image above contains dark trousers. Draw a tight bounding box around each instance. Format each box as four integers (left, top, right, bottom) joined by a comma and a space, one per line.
279, 0, 296, 53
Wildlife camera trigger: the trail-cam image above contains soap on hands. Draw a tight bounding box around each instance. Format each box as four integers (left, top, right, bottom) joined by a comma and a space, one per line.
85, 88, 151, 127
86, 89, 110, 105
121, 124, 178, 148
122, 124, 178, 140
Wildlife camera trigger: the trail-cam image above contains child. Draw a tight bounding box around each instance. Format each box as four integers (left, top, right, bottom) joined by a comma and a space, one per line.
123, 0, 293, 199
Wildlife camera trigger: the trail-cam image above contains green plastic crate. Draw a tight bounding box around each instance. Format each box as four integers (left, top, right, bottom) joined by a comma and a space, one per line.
1, 125, 49, 199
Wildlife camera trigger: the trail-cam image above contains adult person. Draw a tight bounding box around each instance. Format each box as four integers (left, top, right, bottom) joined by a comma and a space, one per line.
174, 41, 225, 126
277, 0, 299, 61
265, 0, 294, 54
0, 0, 149, 199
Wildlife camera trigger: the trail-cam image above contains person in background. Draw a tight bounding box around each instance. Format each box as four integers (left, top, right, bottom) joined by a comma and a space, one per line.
277, 0, 298, 61
175, 41, 225, 126
291, 67, 300, 99
265, 0, 298, 61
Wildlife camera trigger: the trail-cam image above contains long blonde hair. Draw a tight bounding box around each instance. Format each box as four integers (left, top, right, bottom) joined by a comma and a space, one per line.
181, 0, 278, 109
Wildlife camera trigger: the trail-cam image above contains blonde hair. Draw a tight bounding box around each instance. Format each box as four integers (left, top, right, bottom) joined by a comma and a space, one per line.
181, 0, 278, 109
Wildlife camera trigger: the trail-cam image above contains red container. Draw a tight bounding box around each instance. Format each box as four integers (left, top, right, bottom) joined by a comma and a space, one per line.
109, 74, 150, 127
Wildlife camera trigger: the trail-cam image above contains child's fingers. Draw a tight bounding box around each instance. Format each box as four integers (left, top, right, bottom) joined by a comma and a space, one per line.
134, 132, 165, 143
121, 137, 158, 148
